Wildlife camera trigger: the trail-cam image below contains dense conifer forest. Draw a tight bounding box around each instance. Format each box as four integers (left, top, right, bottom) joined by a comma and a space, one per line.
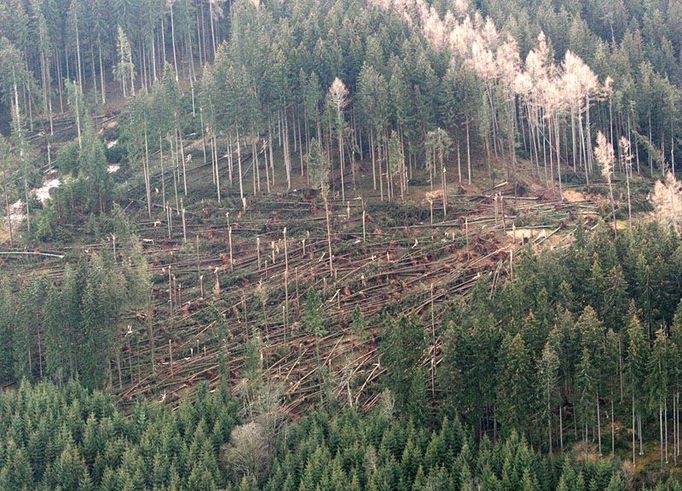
1, 0, 682, 489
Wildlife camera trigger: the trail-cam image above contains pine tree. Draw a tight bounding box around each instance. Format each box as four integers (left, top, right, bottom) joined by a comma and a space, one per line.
387, 130, 406, 200
14, 277, 48, 380
646, 328, 671, 464
326, 77, 349, 200
425, 128, 451, 203
126, 238, 154, 376
351, 305, 368, 342
603, 329, 621, 454
496, 334, 535, 439
626, 310, 649, 463
65, 79, 84, 148
601, 265, 629, 331
114, 25, 135, 97
306, 138, 329, 192
80, 255, 124, 388
303, 287, 326, 339
50, 442, 89, 490
440, 321, 471, 418
537, 341, 560, 453
358, 63, 389, 191
382, 316, 426, 420
79, 118, 113, 213
242, 332, 263, 385
595, 131, 617, 232
0, 279, 15, 381
43, 284, 70, 384
306, 137, 334, 273
575, 347, 596, 447
211, 303, 230, 400
669, 300, 682, 455
0, 439, 33, 489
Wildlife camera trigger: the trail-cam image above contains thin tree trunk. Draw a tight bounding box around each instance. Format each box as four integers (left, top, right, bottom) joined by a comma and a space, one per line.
559, 404, 563, 450
632, 393, 636, 465
325, 196, 333, 274
370, 130, 377, 190
237, 130, 245, 209
547, 380, 553, 454
146, 295, 155, 375
611, 398, 615, 454
74, 10, 83, 89
658, 403, 663, 464
143, 125, 152, 218
160, 137, 166, 209
98, 34, 106, 104
466, 119, 472, 185
169, 3, 179, 82
284, 111, 292, 190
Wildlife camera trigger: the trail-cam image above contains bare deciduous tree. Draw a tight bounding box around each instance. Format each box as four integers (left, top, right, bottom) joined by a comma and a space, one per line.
651, 172, 682, 233
222, 421, 270, 483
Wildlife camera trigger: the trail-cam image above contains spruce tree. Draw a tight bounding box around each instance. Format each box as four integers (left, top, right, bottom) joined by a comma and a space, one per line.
80, 255, 124, 388
537, 341, 560, 453
626, 310, 649, 462
14, 277, 48, 380
646, 328, 671, 464
382, 316, 426, 420
79, 119, 113, 213
0, 279, 15, 381
496, 334, 535, 439
43, 284, 70, 384
575, 347, 596, 447
114, 25, 135, 97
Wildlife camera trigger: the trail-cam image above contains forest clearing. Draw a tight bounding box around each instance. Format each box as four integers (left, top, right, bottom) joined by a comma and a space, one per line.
1, 0, 682, 489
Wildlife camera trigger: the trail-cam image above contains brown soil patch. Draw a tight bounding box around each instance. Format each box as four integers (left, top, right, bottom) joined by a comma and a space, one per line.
563, 189, 587, 202
0, 223, 11, 244
424, 189, 443, 201
506, 227, 550, 242
103, 119, 118, 129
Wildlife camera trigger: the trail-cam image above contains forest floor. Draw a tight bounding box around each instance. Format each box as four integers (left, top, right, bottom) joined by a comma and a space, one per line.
0, 109, 656, 420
